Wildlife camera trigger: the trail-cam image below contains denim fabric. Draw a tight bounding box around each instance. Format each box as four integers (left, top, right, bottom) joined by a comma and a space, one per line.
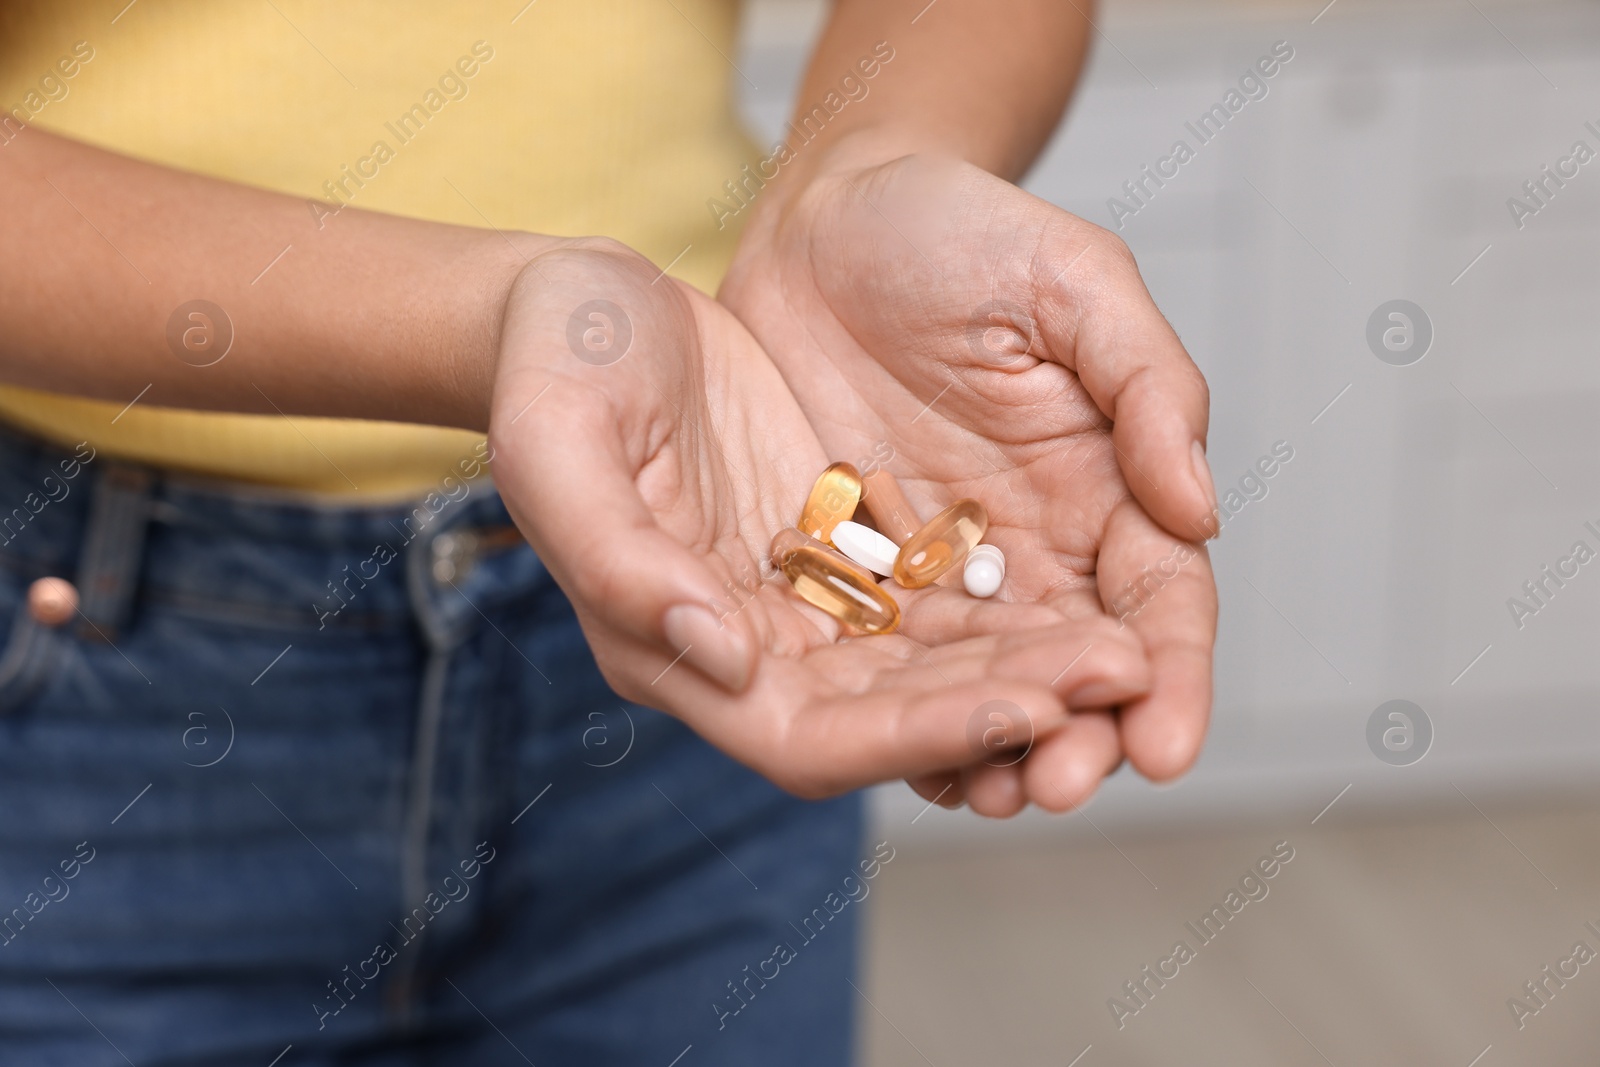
0, 425, 864, 1066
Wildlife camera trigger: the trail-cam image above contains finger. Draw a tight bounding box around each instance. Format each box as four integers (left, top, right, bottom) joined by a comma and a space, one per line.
492, 383, 757, 693
989, 616, 1149, 710
1097, 498, 1217, 781
776, 678, 1067, 798
1036, 228, 1218, 541
1023, 710, 1123, 812
894, 586, 1066, 640
963, 762, 1028, 819
891, 596, 1153, 709
906, 772, 965, 809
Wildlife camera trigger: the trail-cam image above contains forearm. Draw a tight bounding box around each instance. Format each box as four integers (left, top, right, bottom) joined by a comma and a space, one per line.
0, 130, 546, 431
787, 0, 1092, 181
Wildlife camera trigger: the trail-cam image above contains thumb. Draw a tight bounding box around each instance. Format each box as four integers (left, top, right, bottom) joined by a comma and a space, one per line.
1040, 233, 1218, 542
489, 382, 757, 694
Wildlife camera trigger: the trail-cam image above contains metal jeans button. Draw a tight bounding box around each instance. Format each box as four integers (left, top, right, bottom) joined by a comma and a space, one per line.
27, 577, 78, 627
431, 531, 479, 585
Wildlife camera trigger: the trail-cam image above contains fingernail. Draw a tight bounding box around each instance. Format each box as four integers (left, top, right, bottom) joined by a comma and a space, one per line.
1190, 440, 1219, 537
663, 604, 752, 692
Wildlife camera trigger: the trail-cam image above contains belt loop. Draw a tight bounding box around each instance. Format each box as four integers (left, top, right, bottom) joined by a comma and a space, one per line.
75, 463, 155, 642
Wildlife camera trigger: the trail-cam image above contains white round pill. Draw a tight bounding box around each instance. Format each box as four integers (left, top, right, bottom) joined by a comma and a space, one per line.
829, 520, 899, 577
963, 543, 1005, 598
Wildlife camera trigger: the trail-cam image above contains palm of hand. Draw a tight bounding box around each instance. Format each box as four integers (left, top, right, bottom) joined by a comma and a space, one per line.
722, 154, 1218, 810
487, 241, 1150, 806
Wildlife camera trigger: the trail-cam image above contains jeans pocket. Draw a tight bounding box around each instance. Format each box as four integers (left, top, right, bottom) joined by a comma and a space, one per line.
0, 604, 64, 716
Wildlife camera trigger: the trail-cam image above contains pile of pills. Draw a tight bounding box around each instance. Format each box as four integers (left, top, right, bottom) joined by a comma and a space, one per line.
769, 462, 1007, 635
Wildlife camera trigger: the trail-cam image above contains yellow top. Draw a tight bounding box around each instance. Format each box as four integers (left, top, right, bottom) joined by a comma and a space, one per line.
0, 0, 751, 497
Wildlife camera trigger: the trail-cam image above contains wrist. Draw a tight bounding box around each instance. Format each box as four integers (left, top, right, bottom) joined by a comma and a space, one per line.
789, 124, 926, 183
739, 125, 950, 246
455, 231, 572, 432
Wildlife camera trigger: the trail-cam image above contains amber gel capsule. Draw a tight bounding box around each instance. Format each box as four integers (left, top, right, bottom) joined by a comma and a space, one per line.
893, 499, 988, 589
797, 462, 863, 544
859, 468, 921, 546
771, 528, 901, 634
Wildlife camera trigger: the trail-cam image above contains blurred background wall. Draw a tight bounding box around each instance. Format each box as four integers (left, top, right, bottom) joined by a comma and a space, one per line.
736, 1, 1600, 1062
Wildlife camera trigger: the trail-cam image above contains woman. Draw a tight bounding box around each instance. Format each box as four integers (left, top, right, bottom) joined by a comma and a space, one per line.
0, 0, 1217, 1061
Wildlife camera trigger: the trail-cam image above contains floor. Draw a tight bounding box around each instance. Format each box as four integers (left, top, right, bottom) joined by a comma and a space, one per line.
860, 800, 1600, 1066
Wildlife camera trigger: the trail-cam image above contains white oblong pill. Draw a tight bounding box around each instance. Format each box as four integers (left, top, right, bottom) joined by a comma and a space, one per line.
829, 520, 900, 577
963, 543, 1005, 598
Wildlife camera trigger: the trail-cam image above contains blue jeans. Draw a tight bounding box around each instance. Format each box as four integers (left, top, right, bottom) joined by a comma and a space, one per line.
0, 425, 864, 1065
